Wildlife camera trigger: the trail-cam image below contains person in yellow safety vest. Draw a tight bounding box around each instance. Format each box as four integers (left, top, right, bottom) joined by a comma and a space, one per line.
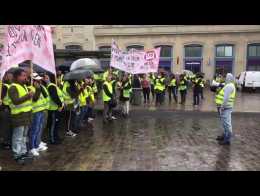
154, 72, 166, 106
27, 73, 48, 157
215, 73, 236, 145
102, 73, 116, 123
102, 68, 111, 82
8, 68, 34, 164
63, 80, 83, 136
0, 72, 13, 150
178, 74, 188, 104
192, 74, 202, 106
43, 74, 64, 145
78, 79, 90, 127
86, 78, 96, 122
119, 74, 132, 117
168, 74, 178, 103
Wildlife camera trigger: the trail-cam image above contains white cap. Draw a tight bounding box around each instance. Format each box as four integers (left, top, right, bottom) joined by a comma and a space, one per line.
32, 73, 42, 80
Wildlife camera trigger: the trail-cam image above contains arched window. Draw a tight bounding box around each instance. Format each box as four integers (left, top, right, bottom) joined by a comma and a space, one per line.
126, 45, 144, 51
247, 43, 260, 71
184, 44, 203, 73
155, 45, 173, 72
215, 44, 234, 76
65, 44, 82, 51
99, 46, 111, 69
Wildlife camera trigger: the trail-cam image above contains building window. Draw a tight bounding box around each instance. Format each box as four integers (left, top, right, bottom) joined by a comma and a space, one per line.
65, 45, 82, 51
184, 44, 203, 73
215, 45, 234, 76
247, 43, 260, 71
126, 45, 144, 51
99, 46, 111, 69
216, 45, 233, 57
53, 44, 56, 50
155, 45, 173, 72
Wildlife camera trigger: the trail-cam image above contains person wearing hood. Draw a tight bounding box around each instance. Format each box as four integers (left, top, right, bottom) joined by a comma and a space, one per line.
215, 73, 236, 145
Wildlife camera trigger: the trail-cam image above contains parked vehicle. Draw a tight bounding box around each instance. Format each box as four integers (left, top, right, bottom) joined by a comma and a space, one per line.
237, 71, 260, 92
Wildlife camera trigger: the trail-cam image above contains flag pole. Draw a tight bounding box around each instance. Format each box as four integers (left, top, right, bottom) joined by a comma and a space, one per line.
30, 60, 33, 86
0, 79, 2, 105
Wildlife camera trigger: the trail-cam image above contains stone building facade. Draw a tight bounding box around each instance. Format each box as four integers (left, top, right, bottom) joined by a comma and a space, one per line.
1, 25, 260, 80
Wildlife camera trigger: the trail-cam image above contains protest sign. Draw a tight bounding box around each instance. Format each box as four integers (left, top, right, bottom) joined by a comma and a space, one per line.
110, 40, 160, 74
0, 25, 56, 79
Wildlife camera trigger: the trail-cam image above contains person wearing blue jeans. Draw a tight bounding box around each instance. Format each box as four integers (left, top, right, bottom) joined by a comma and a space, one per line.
220, 108, 233, 143
215, 73, 236, 145
30, 111, 44, 155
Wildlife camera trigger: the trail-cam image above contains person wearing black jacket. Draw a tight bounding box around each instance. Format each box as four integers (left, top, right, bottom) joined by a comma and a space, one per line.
0, 72, 13, 150
43, 74, 64, 145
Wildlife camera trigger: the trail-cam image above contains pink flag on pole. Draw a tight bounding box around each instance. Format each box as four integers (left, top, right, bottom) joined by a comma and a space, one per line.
0, 25, 56, 79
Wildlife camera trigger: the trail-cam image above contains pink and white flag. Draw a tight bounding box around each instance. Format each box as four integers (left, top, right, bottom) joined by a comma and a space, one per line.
0, 25, 56, 79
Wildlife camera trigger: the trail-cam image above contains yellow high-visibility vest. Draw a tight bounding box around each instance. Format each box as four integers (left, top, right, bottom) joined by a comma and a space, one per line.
9, 83, 32, 115
215, 83, 236, 107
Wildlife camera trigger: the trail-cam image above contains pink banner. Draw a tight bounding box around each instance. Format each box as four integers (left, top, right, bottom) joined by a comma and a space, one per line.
0, 25, 56, 79
110, 40, 161, 74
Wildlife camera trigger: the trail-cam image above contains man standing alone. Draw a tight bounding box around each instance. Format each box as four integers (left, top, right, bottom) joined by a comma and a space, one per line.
215, 73, 236, 145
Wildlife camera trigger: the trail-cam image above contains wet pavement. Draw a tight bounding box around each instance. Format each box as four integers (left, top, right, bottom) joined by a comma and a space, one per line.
93, 88, 260, 113
1, 110, 260, 171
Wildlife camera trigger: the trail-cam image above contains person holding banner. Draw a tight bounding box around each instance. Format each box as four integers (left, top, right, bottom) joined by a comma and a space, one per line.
0, 72, 13, 150
8, 68, 34, 164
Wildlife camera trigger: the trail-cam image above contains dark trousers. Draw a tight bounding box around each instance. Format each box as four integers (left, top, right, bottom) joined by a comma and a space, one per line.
103, 102, 113, 121
143, 87, 150, 103
193, 90, 200, 105
168, 86, 178, 103
155, 91, 164, 105
47, 110, 62, 143
65, 109, 80, 132
0, 106, 12, 145
151, 84, 155, 99
180, 90, 187, 104
200, 88, 204, 99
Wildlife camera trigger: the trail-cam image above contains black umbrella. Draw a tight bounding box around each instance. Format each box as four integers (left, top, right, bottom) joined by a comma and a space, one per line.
64, 69, 94, 81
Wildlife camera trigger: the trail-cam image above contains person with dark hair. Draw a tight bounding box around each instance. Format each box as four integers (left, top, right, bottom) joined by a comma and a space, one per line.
102, 73, 115, 123
0, 72, 13, 150
27, 73, 48, 156
168, 74, 178, 103
63, 80, 82, 136
8, 68, 34, 164
141, 74, 151, 104
179, 74, 188, 104
119, 74, 132, 117
43, 74, 64, 145
154, 72, 166, 106
192, 74, 202, 106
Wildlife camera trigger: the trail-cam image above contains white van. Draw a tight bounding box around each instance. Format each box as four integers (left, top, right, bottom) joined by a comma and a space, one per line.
237, 71, 260, 91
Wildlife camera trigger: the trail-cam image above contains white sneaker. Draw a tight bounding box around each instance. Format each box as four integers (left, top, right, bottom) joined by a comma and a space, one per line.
37, 145, 48, 152
31, 149, 39, 156
111, 116, 117, 120
40, 142, 47, 147
88, 117, 94, 121
66, 130, 77, 137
